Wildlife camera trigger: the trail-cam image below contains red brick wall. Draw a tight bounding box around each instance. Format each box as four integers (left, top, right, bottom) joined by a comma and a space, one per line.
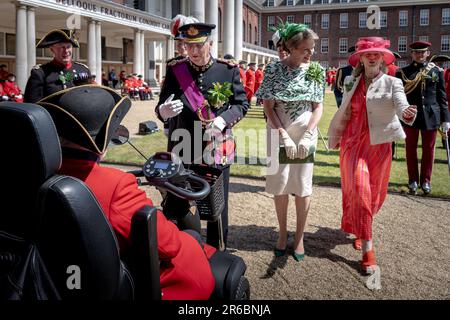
261, 4, 450, 67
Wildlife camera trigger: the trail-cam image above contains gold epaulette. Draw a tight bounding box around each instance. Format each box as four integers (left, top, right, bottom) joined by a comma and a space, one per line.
74, 61, 89, 69
216, 58, 238, 67
167, 57, 188, 67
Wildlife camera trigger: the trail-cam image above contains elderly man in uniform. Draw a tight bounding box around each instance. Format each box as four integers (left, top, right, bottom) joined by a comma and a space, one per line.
24, 29, 91, 103
395, 41, 450, 195
155, 22, 249, 248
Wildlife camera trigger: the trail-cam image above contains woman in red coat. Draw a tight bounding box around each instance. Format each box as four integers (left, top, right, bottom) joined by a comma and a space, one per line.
38, 85, 216, 300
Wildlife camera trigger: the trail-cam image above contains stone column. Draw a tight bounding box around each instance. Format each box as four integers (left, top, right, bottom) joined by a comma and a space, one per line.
190, 0, 204, 22
223, 0, 234, 58
146, 0, 155, 13
165, 0, 172, 19
87, 19, 97, 78
234, 0, 243, 60
166, 35, 174, 61
147, 41, 157, 86
141, 31, 145, 77
205, 0, 218, 57
27, 6, 36, 73
15, 3, 27, 91
95, 21, 102, 84
133, 29, 141, 75
181, 0, 189, 16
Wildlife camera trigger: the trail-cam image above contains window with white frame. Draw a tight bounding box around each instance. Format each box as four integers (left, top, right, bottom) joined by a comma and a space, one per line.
442, 8, 450, 25
380, 11, 387, 27
267, 0, 275, 7
304, 0, 311, 5
339, 38, 348, 53
397, 60, 407, 68
359, 12, 367, 28
287, 0, 295, 6
420, 9, 429, 26
321, 0, 330, 4
359, 0, 368, 2
398, 36, 407, 52
287, 15, 295, 23
304, 14, 312, 28
419, 35, 429, 42
339, 60, 347, 68
340, 0, 349, 3
399, 10, 408, 26
268, 16, 275, 30
442, 35, 450, 52
321, 14, 329, 29
320, 61, 329, 69
321, 38, 329, 53
340, 13, 348, 28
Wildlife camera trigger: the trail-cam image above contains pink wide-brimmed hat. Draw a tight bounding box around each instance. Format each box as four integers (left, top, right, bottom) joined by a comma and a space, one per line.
348, 37, 395, 67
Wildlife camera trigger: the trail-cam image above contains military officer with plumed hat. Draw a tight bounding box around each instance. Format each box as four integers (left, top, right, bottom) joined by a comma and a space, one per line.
24, 29, 91, 103
155, 22, 249, 249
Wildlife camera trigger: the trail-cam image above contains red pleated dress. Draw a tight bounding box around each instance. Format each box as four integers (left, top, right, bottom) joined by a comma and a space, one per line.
340, 78, 392, 240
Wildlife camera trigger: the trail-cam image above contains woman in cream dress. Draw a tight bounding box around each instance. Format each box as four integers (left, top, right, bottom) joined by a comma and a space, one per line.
256, 23, 324, 261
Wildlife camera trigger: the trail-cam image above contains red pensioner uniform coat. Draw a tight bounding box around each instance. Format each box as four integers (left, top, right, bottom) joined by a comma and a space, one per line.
59, 158, 216, 300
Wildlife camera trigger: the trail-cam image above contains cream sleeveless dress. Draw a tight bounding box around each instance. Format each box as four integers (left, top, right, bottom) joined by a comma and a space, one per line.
256, 60, 325, 197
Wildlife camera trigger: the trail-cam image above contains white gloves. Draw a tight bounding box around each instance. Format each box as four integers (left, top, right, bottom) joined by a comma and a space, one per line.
442, 122, 450, 133
158, 94, 183, 121
297, 130, 314, 159
280, 130, 297, 160
205, 116, 226, 139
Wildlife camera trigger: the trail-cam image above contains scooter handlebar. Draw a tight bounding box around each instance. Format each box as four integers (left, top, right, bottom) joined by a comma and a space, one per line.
162, 174, 210, 201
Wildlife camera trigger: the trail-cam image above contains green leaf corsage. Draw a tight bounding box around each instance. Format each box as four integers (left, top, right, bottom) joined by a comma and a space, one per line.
305, 62, 325, 84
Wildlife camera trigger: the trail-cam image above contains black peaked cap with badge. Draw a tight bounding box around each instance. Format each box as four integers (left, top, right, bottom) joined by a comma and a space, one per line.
409, 41, 431, 51
37, 85, 131, 155
178, 23, 216, 43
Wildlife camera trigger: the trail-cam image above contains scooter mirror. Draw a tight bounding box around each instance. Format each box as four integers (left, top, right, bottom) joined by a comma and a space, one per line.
111, 125, 130, 145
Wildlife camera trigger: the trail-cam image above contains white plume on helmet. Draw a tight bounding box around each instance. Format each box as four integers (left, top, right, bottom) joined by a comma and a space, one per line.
170, 14, 200, 39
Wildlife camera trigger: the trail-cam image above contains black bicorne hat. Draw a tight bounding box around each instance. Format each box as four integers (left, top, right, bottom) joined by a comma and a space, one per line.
36, 29, 80, 48
37, 85, 131, 154
430, 54, 450, 63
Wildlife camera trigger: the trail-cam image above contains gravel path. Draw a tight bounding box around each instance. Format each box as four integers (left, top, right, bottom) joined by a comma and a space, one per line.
106, 164, 450, 300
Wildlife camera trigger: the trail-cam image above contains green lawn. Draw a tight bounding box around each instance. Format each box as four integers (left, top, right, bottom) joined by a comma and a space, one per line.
103, 93, 450, 198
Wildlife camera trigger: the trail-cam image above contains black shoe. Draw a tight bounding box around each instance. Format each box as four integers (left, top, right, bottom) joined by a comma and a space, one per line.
408, 181, 418, 195
421, 182, 431, 195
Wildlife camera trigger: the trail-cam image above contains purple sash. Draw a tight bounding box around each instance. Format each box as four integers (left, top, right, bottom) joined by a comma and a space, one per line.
172, 62, 212, 120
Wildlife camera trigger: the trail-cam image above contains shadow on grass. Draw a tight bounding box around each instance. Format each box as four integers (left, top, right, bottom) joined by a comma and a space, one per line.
226, 224, 361, 279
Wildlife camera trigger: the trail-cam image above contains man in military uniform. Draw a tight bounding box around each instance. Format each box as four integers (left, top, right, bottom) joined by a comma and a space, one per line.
24, 29, 91, 103
155, 22, 249, 249
333, 46, 355, 108
395, 41, 450, 195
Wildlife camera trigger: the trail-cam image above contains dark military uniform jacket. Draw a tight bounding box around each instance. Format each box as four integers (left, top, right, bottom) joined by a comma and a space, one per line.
24, 60, 91, 103
333, 65, 353, 108
156, 58, 249, 165
396, 61, 449, 130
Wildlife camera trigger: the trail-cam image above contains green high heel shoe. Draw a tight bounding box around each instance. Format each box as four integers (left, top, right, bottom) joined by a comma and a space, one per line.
274, 247, 286, 257
292, 252, 305, 262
